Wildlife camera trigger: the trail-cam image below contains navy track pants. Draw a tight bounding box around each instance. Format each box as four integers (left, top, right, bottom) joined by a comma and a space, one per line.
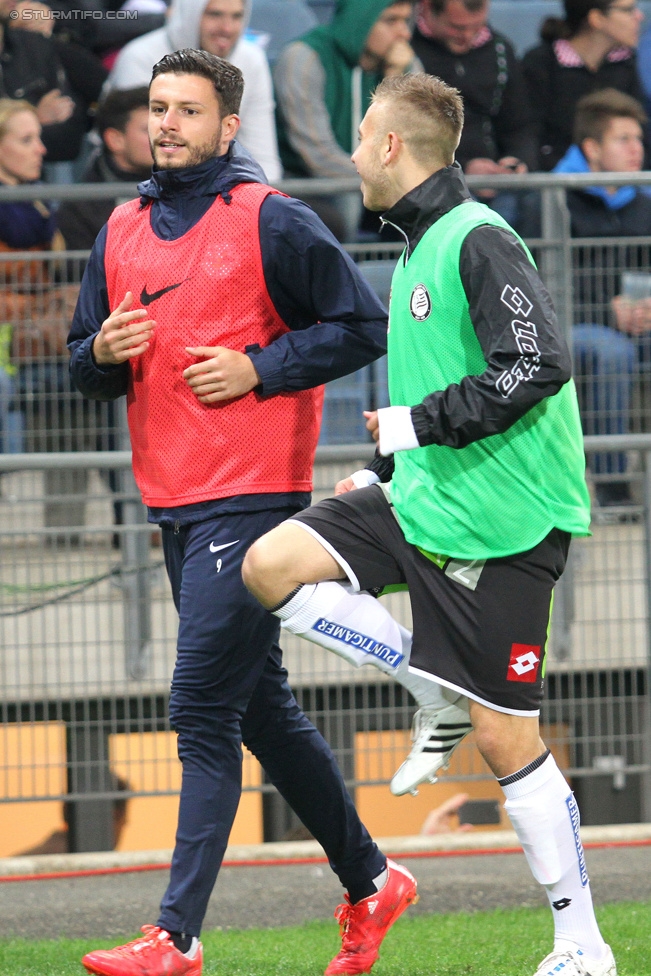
156, 506, 384, 936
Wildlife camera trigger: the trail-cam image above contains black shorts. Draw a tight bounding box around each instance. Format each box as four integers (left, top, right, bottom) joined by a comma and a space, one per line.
290, 484, 570, 715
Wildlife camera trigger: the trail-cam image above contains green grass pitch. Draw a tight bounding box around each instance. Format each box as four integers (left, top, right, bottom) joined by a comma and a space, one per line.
0, 901, 649, 975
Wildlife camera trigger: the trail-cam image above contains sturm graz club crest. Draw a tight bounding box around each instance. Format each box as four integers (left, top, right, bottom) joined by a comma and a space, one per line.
410, 283, 431, 321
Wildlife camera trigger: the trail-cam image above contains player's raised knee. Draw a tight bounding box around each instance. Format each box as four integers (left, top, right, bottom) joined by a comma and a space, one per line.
242, 530, 289, 606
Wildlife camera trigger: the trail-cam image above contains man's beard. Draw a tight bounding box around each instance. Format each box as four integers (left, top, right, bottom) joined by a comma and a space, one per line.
151, 132, 223, 169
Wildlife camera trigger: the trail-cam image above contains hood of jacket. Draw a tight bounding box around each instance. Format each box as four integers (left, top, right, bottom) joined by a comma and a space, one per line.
554, 143, 637, 211
166, 0, 251, 52
302, 0, 396, 68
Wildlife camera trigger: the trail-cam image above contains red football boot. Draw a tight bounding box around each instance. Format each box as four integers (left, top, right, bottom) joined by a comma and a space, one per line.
325, 859, 418, 975
82, 925, 203, 976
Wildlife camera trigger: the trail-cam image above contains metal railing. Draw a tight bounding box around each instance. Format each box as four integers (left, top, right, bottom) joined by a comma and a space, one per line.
0, 439, 649, 846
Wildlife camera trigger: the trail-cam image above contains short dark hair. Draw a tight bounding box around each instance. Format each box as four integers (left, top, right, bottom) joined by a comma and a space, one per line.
372, 74, 464, 167
95, 88, 150, 138
150, 48, 244, 116
426, 0, 486, 14
573, 88, 647, 145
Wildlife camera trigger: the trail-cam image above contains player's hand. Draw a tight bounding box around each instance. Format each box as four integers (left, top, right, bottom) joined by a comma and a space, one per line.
92, 291, 155, 365
183, 346, 261, 403
336, 469, 380, 494
364, 410, 379, 442
335, 477, 356, 495
36, 89, 74, 125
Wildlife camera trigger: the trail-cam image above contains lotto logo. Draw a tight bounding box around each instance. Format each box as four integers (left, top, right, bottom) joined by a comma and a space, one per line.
500, 284, 533, 317
552, 898, 572, 911
507, 643, 541, 683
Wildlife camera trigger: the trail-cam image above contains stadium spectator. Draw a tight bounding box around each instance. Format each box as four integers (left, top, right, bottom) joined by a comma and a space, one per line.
0, 0, 100, 163
58, 88, 151, 250
522, 0, 645, 171
523, 89, 651, 511
0, 98, 67, 454
11, 0, 167, 62
244, 72, 616, 976
273, 0, 418, 239
10, 0, 109, 121
106, 0, 282, 182
411, 0, 537, 175
70, 51, 418, 976
0, 97, 87, 535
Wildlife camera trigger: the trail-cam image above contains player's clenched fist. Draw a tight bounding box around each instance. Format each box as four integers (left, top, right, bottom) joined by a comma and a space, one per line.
92, 291, 155, 366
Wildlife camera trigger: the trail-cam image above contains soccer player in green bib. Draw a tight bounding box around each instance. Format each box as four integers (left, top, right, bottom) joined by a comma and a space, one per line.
243, 75, 614, 976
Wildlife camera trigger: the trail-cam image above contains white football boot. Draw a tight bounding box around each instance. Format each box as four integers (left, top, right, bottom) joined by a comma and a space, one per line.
533, 946, 617, 976
390, 700, 473, 796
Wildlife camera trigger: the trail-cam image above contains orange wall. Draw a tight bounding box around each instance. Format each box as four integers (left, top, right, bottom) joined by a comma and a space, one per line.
0, 728, 263, 857
0, 723, 67, 857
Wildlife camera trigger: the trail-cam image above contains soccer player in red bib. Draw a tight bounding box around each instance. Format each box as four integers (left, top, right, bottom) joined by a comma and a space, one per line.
69, 49, 417, 976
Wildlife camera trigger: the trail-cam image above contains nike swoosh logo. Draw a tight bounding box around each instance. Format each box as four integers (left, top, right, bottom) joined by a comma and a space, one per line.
140, 281, 184, 306
209, 540, 240, 553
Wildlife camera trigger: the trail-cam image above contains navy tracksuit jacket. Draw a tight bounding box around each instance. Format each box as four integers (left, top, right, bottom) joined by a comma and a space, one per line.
68, 141, 388, 935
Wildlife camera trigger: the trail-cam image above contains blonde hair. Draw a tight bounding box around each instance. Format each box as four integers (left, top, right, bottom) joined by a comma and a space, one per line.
372, 74, 464, 167
0, 99, 39, 142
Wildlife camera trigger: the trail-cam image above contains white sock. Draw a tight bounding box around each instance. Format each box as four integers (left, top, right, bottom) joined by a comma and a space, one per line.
274, 581, 450, 708
373, 867, 388, 891
500, 752, 607, 964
